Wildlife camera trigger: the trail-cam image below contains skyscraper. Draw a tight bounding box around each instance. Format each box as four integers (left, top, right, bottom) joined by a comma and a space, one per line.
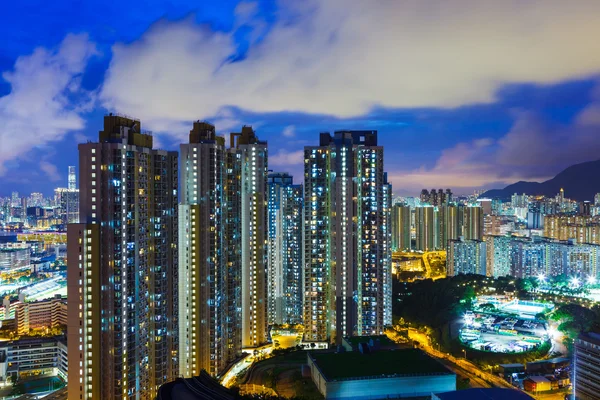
415, 206, 435, 251
304, 131, 391, 343
227, 127, 268, 348
267, 172, 303, 326
55, 166, 79, 225
68, 165, 77, 190
463, 206, 484, 241
178, 122, 227, 377
67, 114, 178, 400
392, 204, 411, 251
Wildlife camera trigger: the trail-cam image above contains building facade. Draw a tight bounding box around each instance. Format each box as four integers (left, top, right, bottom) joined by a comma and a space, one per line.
67, 114, 178, 400
303, 131, 391, 343
447, 238, 486, 276
178, 122, 228, 378
267, 172, 303, 326
574, 332, 600, 400
228, 127, 268, 348
391, 204, 411, 251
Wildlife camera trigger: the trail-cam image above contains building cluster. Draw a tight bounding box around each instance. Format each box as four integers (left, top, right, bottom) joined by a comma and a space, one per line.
66, 115, 392, 399
392, 203, 483, 252
0, 167, 79, 229
443, 190, 600, 281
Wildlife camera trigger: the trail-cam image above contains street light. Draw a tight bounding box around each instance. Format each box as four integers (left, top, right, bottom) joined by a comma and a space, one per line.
462, 348, 467, 361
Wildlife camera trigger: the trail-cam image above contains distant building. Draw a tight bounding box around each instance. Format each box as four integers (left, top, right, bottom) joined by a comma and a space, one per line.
574, 331, 600, 399
447, 237, 486, 276
463, 206, 484, 241
0, 243, 30, 272
308, 349, 456, 399
392, 204, 411, 251
485, 235, 600, 279
415, 206, 435, 251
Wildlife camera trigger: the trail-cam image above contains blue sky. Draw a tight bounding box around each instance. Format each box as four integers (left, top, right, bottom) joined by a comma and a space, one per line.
2, 0, 600, 197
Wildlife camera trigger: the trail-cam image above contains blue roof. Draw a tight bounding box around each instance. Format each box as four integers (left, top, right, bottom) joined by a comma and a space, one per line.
435, 388, 534, 400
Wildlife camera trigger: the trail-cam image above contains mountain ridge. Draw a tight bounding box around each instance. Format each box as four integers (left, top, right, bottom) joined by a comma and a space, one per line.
481, 159, 600, 202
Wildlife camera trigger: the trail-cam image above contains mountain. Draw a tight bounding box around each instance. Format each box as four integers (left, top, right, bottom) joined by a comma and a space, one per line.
481, 159, 600, 202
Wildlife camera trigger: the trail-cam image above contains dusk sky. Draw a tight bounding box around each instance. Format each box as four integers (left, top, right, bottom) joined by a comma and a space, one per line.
2, 0, 600, 197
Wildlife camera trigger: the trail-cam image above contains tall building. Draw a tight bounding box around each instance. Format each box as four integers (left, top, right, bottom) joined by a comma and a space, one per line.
444, 205, 461, 243
415, 206, 435, 251
68, 166, 77, 190
178, 122, 227, 378
574, 331, 600, 399
463, 206, 484, 241
67, 114, 179, 400
304, 131, 391, 343
267, 173, 303, 326
447, 238, 486, 276
228, 127, 268, 348
392, 204, 411, 251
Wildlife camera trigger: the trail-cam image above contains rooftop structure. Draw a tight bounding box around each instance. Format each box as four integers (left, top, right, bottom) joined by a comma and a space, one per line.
307, 349, 455, 399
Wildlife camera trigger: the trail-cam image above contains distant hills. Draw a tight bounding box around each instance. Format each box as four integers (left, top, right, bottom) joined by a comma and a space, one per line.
481, 159, 600, 202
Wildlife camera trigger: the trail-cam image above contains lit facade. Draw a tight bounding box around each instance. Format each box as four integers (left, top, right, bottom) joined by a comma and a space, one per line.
303, 131, 391, 343
574, 332, 600, 399
415, 206, 435, 251
67, 114, 178, 400
447, 238, 486, 276
228, 127, 268, 348
267, 172, 303, 325
391, 204, 411, 251
178, 122, 227, 377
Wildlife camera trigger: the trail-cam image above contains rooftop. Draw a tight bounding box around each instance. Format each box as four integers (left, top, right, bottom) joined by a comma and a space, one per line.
435, 388, 533, 400
309, 349, 451, 381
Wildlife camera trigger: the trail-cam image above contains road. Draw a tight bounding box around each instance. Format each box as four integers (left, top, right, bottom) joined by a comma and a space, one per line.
402, 328, 571, 400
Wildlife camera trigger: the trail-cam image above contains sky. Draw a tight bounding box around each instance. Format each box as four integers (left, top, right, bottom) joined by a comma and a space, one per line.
2, 0, 600, 197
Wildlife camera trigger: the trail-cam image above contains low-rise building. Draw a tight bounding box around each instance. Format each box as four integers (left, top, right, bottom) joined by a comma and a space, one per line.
0, 336, 67, 382
308, 349, 456, 399
523, 376, 551, 393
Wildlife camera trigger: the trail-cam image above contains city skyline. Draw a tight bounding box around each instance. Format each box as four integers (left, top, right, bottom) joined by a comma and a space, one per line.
3, 1, 600, 197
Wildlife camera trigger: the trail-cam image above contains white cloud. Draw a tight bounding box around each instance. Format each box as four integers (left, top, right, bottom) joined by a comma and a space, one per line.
39, 161, 61, 182
102, 0, 600, 132
282, 125, 295, 137
390, 103, 600, 195
269, 149, 304, 166
0, 34, 97, 174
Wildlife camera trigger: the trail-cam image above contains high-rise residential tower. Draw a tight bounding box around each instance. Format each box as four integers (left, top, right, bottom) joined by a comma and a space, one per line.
67, 114, 179, 400
178, 122, 228, 377
267, 172, 303, 325
392, 204, 411, 251
415, 205, 435, 251
463, 205, 484, 241
227, 127, 268, 348
304, 131, 392, 344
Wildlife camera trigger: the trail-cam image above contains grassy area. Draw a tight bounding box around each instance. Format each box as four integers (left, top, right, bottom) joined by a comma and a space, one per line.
247, 350, 323, 400
310, 349, 451, 380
